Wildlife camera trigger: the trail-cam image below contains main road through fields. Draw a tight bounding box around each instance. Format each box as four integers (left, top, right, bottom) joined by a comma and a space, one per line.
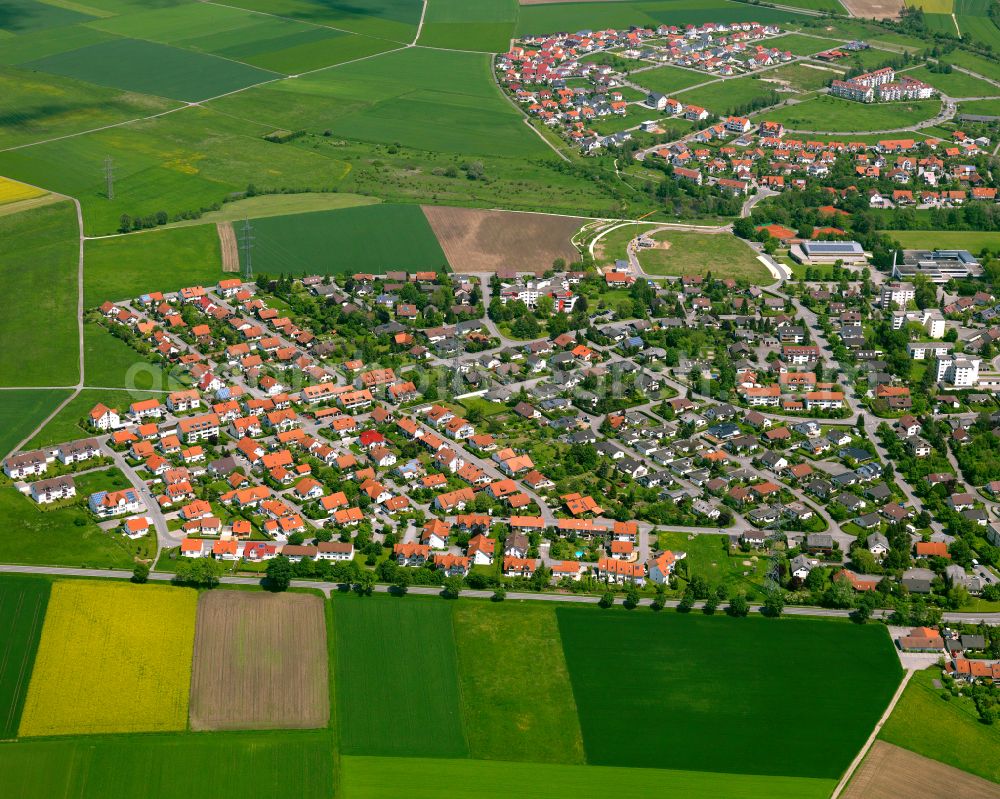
2, 563, 1000, 624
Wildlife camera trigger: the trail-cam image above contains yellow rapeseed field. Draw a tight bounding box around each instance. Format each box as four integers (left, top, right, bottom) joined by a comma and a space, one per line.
19, 580, 197, 737
0, 176, 46, 205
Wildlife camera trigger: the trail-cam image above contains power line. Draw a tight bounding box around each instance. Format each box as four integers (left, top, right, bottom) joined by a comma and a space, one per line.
103, 156, 114, 200
239, 218, 254, 282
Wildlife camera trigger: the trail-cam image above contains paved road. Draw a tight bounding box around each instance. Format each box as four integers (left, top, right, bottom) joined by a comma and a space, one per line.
3, 563, 999, 623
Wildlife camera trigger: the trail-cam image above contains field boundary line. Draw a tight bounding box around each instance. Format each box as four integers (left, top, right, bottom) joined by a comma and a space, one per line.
414, 0, 427, 45
196, 0, 399, 43
831, 668, 915, 799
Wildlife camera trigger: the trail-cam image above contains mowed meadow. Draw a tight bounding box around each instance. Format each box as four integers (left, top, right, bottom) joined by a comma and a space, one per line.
1, 578, 908, 798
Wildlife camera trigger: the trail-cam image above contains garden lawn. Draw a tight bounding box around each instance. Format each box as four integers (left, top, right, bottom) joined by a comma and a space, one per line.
242, 204, 449, 276
658, 532, 769, 599
339, 756, 836, 799
0, 389, 69, 458
84, 224, 224, 306
557, 608, 902, 778
19, 580, 197, 737
453, 601, 585, 764
0, 575, 50, 738
0, 202, 79, 387
333, 595, 469, 757
417, 0, 518, 52
0, 482, 150, 569
904, 64, 996, 97
764, 95, 941, 132
673, 76, 780, 117
631, 64, 706, 95
0, 730, 336, 798
762, 62, 842, 92
880, 666, 1000, 783
635, 231, 771, 282
25, 38, 280, 103
885, 230, 1000, 253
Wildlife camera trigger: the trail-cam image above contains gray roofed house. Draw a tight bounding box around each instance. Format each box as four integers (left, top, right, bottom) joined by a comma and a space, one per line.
902, 567, 936, 593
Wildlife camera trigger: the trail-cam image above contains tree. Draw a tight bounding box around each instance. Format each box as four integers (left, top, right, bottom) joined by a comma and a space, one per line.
492, 585, 507, 602
353, 570, 376, 596
624, 585, 640, 609
442, 575, 463, 599
762, 589, 784, 618
727, 592, 750, 617
131, 563, 150, 584
393, 570, 411, 596
174, 558, 224, 587
265, 555, 293, 591
676, 586, 694, 613
703, 595, 719, 615
599, 590, 616, 608
651, 583, 668, 611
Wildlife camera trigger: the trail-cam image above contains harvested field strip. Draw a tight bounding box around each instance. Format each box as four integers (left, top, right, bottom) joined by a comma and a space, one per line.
19, 581, 197, 737
844, 741, 1000, 798
0, 575, 50, 738
453, 601, 585, 764
189, 591, 329, 731
333, 595, 468, 757
217, 222, 240, 272
0, 729, 337, 799
422, 205, 583, 274
340, 755, 838, 799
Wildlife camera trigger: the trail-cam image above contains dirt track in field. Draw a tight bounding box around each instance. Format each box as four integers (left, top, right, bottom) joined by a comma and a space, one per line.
217, 222, 239, 273
838, 0, 904, 19
189, 591, 329, 731
422, 206, 583, 275
843, 741, 1000, 799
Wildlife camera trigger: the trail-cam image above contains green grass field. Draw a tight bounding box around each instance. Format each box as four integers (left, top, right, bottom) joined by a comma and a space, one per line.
764, 0, 845, 10
942, 48, 1000, 82
217, 0, 423, 43
632, 64, 707, 96
515, 0, 810, 35
212, 47, 548, 157
765, 95, 941, 132
84, 322, 184, 392
557, 608, 902, 778
674, 76, 781, 117
0, 105, 355, 236
762, 62, 841, 92
166, 192, 379, 227
956, 0, 1000, 51
765, 34, 844, 56
905, 64, 997, 97
25, 38, 280, 103
0, 575, 50, 739
241, 203, 448, 276
0, 203, 80, 387
1, 730, 336, 798
958, 98, 1000, 116
340, 756, 837, 799
0, 482, 152, 569
84, 223, 224, 306
906, 0, 954, 13
0, 390, 70, 459
86, 2, 399, 74
0, 0, 96, 34
333, 595, 469, 758
0, 65, 179, 149
880, 667, 1000, 783
453, 601, 585, 764
417, 0, 518, 52
636, 231, 771, 282
886, 230, 1000, 253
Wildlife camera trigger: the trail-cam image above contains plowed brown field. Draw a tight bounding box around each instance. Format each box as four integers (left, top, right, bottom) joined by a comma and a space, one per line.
844, 741, 1000, 799
189, 591, 329, 731
422, 205, 583, 274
